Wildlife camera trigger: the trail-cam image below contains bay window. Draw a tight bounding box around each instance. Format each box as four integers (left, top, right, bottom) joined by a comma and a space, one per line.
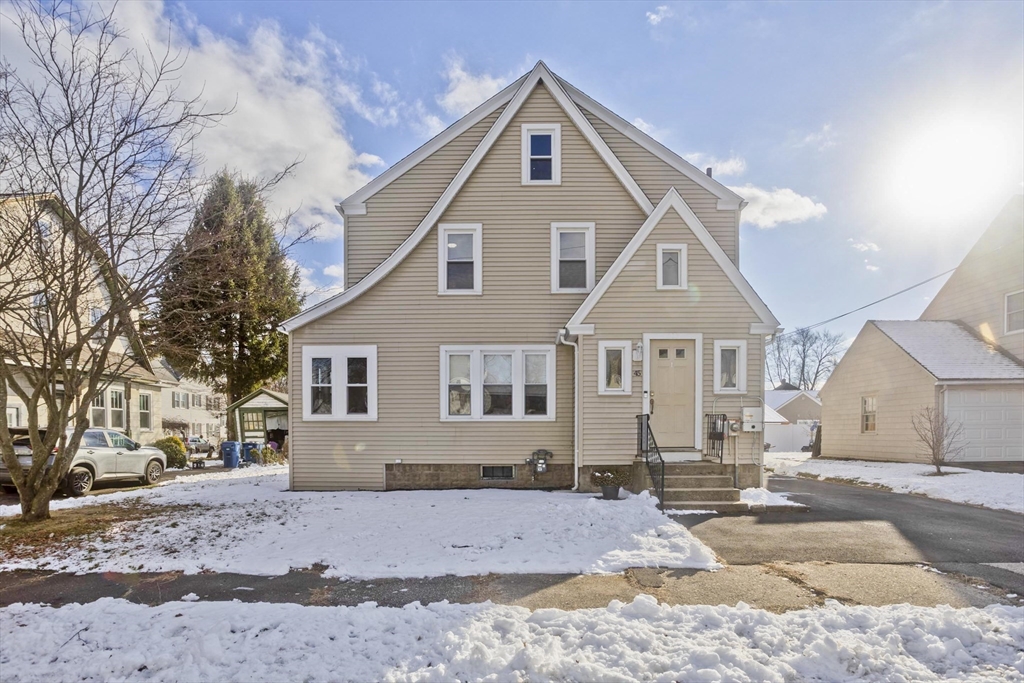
302, 345, 377, 420
440, 345, 555, 420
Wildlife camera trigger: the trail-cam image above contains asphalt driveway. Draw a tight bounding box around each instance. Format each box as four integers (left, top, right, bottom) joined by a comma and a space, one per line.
678, 475, 1024, 593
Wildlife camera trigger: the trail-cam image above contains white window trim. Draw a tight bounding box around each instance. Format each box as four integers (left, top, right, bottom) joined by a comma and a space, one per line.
138, 391, 152, 431
1005, 289, 1024, 335
301, 345, 378, 421
109, 389, 125, 430
521, 123, 561, 185
550, 222, 596, 293
437, 223, 483, 295
439, 345, 556, 421
656, 243, 688, 291
861, 395, 877, 434
641, 333, 703, 450
598, 340, 632, 395
713, 340, 748, 394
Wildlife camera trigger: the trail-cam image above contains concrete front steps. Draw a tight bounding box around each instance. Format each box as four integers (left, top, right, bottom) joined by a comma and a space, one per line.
654, 462, 748, 513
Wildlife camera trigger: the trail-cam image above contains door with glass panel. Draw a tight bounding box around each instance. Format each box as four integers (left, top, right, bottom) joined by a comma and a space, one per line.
649, 340, 696, 448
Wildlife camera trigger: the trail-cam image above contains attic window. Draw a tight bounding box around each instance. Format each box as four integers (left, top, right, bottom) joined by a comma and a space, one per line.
522, 124, 561, 185
656, 244, 687, 290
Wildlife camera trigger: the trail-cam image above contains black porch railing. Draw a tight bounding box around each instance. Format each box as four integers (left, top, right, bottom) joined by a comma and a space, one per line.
636, 414, 665, 510
705, 413, 728, 463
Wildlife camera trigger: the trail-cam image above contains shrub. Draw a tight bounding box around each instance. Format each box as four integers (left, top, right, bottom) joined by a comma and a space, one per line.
153, 436, 187, 469
260, 446, 286, 466
590, 468, 632, 488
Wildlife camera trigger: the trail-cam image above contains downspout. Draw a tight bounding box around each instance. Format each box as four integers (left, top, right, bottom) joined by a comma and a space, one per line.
557, 329, 580, 491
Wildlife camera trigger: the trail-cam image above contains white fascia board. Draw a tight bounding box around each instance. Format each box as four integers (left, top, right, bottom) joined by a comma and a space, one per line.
282, 61, 654, 334
341, 74, 528, 207
565, 323, 595, 335
567, 188, 781, 329
338, 202, 366, 216
557, 75, 745, 209
750, 323, 783, 335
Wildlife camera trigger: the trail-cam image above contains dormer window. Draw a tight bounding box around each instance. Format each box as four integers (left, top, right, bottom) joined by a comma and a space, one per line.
522, 124, 561, 185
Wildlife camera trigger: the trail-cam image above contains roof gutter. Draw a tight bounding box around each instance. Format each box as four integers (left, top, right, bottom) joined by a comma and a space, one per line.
557, 329, 580, 491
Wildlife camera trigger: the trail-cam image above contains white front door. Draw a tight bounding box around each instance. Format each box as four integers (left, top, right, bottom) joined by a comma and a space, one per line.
648, 339, 697, 449
946, 388, 1024, 462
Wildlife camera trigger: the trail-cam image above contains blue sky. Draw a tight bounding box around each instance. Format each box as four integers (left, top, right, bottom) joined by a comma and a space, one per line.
7, 1, 1021, 341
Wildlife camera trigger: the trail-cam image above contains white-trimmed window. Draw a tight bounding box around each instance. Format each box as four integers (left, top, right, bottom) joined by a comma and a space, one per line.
656, 244, 687, 290
861, 396, 877, 433
551, 222, 595, 293
302, 345, 378, 421
6, 406, 20, 427
438, 223, 482, 295
713, 340, 747, 394
91, 393, 106, 427
109, 389, 125, 429
522, 123, 561, 185
598, 341, 631, 395
138, 393, 152, 430
1006, 290, 1024, 334
192, 393, 203, 408
440, 345, 555, 421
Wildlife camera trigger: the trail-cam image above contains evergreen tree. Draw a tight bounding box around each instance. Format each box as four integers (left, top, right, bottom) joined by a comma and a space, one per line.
155, 171, 302, 437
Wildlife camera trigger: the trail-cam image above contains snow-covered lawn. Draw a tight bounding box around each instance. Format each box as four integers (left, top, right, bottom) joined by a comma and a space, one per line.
0, 467, 720, 577
766, 452, 1024, 514
2, 596, 1021, 682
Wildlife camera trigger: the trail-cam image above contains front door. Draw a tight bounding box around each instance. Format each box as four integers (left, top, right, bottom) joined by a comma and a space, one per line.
649, 339, 696, 449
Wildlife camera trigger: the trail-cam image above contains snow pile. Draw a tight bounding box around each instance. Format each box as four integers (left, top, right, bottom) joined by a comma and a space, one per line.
741, 487, 806, 508
0, 470, 720, 577
2, 596, 1021, 682
767, 452, 1024, 514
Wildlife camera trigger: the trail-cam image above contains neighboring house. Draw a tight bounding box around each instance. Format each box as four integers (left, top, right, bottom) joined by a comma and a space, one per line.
763, 404, 814, 453
821, 197, 1024, 465
0, 194, 163, 443
281, 62, 780, 500
153, 358, 227, 442
227, 388, 288, 446
765, 389, 821, 424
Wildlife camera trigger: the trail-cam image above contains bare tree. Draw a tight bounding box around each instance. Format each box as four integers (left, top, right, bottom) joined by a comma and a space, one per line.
0, 1, 222, 521
912, 406, 966, 474
766, 328, 845, 390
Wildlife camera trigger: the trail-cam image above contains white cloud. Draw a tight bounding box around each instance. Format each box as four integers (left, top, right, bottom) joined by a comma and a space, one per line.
323, 264, 345, 280
632, 117, 671, 143
848, 239, 880, 252
646, 5, 674, 26
685, 152, 747, 178
865, 261, 880, 272
437, 56, 508, 117
796, 123, 837, 151
729, 185, 828, 228
288, 258, 342, 305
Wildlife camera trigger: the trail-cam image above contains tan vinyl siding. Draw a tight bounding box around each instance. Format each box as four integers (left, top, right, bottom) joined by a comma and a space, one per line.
776, 394, 822, 423
290, 83, 648, 490
820, 323, 937, 463
579, 208, 765, 466
582, 109, 740, 265
344, 108, 505, 288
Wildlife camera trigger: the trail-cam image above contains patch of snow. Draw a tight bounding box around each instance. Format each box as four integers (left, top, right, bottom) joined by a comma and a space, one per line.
179, 593, 200, 602
740, 488, 806, 508
0, 469, 720, 577
1, 597, 1021, 682
766, 452, 1024, 514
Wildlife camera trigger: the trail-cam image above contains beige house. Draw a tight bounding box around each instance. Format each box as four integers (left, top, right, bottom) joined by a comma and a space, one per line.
821, 196, 1024, 465
766, 389, 821, 424
282, 62, 781, 505
152, 359, 227, 442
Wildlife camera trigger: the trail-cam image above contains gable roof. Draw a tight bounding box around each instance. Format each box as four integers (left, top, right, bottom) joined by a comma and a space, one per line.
763, 404, 788, 424
566, 188, 780, 332
227, 387, 289, 412
282, 61, 656, 333
872, 320, 1024, 381
765, 389, 821, 411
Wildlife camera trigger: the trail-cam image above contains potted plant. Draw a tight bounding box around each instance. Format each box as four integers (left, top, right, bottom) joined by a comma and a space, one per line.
590, 469, 632, 500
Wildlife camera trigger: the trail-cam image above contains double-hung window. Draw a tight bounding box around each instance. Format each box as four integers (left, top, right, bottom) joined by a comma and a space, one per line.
1006, 290, 1024, 334
861, 396, 877, 433
302, 345, 378, 420
109, 389, 125, 429
441, 345, 555, 420
713, 340, 747, 394
91, 393, 106, 427
438, 224, 482, 295
138, 393, 152, 430
521, 124, 561, 185
551, 223, 595, 293
598, 341, 632, 395
656, 244, 687, 290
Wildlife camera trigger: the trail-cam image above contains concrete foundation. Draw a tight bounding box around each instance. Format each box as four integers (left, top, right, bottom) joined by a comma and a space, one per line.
384, 463, 573, 490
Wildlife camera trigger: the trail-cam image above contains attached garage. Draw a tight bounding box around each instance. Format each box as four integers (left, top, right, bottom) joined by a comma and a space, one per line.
945, 387, 1024, 462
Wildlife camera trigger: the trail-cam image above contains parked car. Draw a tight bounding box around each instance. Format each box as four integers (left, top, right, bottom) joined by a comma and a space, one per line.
184, 436, 216, 456
0, 428, 166, 496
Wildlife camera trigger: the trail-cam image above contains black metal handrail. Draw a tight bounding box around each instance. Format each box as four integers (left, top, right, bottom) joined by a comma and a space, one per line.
705, 413, 727, 463
636, 414, 665, 510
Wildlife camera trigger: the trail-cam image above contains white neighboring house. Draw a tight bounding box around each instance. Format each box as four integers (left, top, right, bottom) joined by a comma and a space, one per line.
153, 359, 227, 443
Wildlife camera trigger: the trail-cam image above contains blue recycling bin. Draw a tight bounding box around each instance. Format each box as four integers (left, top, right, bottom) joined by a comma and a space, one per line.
242, 442, 259, 463
222, 441, 240, 469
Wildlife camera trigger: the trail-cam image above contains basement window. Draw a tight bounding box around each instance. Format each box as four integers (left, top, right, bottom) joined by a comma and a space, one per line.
481, 465, 515, 480
522, 124, 561, 185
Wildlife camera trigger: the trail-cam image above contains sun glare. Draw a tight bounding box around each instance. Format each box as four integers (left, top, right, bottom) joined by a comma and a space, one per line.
885, 114, 1014, 225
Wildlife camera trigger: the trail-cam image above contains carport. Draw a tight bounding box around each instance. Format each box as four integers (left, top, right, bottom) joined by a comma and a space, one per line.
227, 388, 288, 447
